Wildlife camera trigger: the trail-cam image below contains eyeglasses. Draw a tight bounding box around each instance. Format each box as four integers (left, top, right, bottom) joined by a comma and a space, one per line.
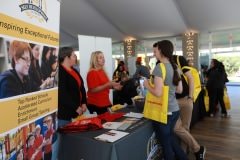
20, 56, 31, 63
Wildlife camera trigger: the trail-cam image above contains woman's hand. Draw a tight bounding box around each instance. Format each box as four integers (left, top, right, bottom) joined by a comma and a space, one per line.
143, 79, 149, 89
112, 82, 122, 90
76, 106, 83, 115
81, 104, 87, 112
40, 77, 52, 89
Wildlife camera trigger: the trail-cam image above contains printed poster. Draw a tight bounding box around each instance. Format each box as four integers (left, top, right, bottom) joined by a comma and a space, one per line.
0, 1, 60, 159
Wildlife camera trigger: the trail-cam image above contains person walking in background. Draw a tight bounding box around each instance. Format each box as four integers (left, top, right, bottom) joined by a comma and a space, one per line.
112, 61, 129, 82
144, 40, 187, 160
172, 55, 195, 130
133, 56, 150, 79
172, 54, 206, 160
0, 40, 33, 98
206, 59, 228, 117
87, 51, 121, 114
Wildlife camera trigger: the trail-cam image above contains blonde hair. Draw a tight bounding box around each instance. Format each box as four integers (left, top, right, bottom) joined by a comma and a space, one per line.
89, 51, 109, 80
89, 51, 103, 70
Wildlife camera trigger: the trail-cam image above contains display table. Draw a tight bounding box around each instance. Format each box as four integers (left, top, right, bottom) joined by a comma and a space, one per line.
58, 107, 154, 160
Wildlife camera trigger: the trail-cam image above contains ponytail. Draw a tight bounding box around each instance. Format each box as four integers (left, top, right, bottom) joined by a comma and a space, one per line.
169, 57, 181, 86
157, 40, 181, 86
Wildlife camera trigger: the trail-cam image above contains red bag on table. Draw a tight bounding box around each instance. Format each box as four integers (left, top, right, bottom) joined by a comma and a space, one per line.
58, 117, 103, 133
98, 112, 125, 122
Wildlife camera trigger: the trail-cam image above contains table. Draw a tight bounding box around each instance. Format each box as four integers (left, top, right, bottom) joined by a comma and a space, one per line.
58, 107, 154, 160
190, 89, 207, 128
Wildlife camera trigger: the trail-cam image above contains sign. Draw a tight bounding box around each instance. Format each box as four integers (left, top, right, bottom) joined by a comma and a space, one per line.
0, 1, 60, 159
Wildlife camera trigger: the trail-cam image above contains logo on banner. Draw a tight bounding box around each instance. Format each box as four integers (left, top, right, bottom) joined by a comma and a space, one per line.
19, 0, 48, 22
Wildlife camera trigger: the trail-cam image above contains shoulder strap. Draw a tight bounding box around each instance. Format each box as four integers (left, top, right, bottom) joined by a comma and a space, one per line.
149, 63, 166, 86
176, 55, 182, 69
181, 66, 192, 70
159, 63, 166, 81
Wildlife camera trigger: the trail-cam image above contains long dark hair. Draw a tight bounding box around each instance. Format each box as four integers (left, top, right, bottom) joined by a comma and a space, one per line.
156, 40, 181, 86
42, 46, 53, 62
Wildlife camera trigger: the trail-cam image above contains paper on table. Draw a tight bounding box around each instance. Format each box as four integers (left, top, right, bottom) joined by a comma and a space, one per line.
94, 130, 129, 143
124, 112, 143, 119
102, 122, 124, 130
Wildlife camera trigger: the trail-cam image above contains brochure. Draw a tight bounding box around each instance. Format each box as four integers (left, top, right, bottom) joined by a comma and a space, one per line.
102, 118, 139, 130
117, 118, 139, 130
103, 122, 124, 130
94, 130, 129, 143
124, 112, 143, 119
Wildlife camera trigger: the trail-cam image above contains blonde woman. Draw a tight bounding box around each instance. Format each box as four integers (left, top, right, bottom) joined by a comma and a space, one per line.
87, 51, 121, 114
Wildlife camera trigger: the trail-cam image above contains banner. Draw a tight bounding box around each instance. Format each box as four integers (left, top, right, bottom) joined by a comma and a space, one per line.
0, 1, 60, 160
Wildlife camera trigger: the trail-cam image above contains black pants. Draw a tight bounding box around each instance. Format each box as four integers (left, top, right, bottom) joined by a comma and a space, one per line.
87, 104, 110, 114
208, 87, 227, 114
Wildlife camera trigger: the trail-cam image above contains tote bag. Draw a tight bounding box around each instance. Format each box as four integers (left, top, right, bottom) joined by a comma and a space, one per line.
203, 87, 209, 112
143, 63, 169, 124
223, 87, 231, 110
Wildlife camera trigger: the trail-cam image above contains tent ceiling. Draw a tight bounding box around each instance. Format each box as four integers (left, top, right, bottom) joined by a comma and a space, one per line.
60, 0, 240, 49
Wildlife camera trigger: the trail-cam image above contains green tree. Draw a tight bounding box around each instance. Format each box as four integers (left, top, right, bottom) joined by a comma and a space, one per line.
214, 55, 240, 76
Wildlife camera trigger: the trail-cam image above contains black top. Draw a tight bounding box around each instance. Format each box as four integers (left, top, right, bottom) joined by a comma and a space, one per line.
206, 67, 225, 90
0, 69, 32, 99
58, 65, 87, 120
41, 60, 52, 80
112, 70, 129, 82
173, 55, 190, 99
117, 78, 138, 105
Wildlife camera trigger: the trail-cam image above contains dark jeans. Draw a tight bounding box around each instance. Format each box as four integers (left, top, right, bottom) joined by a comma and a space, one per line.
152, 111, 188, 160
56, 119, 71, 159
87, 104, 110, 114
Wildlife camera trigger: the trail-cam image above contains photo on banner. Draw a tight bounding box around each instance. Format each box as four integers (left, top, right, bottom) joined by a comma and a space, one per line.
0, 0, 60, 159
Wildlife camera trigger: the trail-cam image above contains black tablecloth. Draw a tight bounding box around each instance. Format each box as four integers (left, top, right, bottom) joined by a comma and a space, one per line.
58, 107, 154, 160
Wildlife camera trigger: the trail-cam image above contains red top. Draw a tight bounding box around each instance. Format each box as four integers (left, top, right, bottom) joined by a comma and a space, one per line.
27, 145, 35, 160
61, 65, 81, 87
34, 135, 43, 160
44, 128, 54, 153
87, 69, 111, 107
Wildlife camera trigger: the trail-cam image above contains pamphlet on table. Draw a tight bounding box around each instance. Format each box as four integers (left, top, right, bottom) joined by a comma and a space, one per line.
95, 130, 129, 142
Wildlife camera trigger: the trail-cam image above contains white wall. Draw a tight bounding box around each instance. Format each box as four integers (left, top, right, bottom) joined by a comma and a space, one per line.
78, 35, 113, 102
